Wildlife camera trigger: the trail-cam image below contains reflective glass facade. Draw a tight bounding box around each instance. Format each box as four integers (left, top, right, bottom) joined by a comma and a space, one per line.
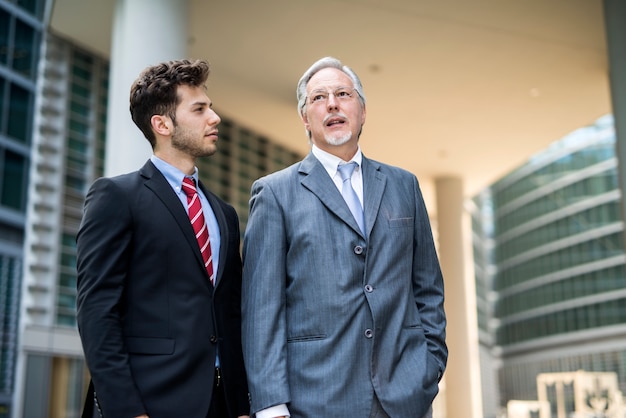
493, 116, 622, 346
0, 0, 44, 415
472, 115, 626, 413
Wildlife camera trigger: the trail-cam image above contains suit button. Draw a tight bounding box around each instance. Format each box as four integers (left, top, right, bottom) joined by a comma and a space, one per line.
364, 329, 373, 338
210, 335, 218, 343
354, 245, 363, 255
364, 284, 373, 293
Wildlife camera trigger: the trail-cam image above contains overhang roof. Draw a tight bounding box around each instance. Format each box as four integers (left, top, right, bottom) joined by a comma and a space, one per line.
49, 0, 611, 203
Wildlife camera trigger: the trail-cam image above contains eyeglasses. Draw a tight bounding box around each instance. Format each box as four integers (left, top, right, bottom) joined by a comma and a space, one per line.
307, 87, 357, 105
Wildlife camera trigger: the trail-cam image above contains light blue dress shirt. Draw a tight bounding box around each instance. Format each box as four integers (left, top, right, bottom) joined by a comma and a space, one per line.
150, 155, 221, 277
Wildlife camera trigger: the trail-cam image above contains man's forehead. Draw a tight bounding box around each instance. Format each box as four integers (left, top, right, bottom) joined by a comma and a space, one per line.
307, 68, 352, 90
177, 85, 210, 102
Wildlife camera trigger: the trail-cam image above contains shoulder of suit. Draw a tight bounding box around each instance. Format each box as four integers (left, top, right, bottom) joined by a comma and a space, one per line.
255, 159, 302, 185
94, 160, 155, 186
93, 169, 142, 188
364, 157, 414, 178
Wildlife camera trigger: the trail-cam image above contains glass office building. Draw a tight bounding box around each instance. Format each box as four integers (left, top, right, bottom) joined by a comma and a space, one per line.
472, 115, 626, 415
0, 0, 45, 416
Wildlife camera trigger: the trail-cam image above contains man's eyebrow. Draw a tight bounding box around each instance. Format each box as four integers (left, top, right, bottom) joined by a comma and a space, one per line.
190, 100, 211, 107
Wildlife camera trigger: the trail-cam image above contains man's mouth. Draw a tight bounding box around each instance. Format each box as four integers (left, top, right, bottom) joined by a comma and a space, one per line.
326, 118, 345, 127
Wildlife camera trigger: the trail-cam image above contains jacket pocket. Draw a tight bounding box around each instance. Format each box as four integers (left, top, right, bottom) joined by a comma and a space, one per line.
287, 334, 326, 343
388, 217, 413, 228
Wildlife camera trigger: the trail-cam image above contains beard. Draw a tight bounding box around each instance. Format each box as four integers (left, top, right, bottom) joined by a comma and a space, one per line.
321, 112, 354, 146
324, 132, 352, 146
171, 124, 216, 158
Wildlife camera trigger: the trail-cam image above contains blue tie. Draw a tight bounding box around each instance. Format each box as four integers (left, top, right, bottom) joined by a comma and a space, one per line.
338, 162, 365, 234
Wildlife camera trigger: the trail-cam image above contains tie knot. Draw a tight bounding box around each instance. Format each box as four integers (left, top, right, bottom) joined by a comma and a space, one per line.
337, 162, 357, 182
182, 177, 197, 198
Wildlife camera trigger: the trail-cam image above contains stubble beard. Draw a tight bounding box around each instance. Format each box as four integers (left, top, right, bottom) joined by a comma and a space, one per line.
171, 125, 217, 158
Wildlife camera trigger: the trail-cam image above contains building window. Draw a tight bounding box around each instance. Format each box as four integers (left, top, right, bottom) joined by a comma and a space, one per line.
9, 0, 44, 19
0, 8, 9, 66
0, 254, 21, 415
7, 82, 32, 143
1, 149, 28, 211
21, 354, 88, 418
12, 17, 39, 79
0, 5, 41, 79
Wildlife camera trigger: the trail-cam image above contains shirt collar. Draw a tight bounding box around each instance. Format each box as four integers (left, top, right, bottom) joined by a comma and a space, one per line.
311, 144, 362, 178
150, 155, 199, 189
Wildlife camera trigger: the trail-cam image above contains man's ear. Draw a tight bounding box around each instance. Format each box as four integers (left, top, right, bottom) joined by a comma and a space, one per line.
151, 115, 172, 137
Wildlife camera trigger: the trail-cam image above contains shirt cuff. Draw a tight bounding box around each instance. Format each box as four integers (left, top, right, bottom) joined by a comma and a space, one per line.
255, 403, 290, 418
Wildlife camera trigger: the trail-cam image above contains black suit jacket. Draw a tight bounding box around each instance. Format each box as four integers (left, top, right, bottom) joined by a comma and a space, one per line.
76, 160, 249, 417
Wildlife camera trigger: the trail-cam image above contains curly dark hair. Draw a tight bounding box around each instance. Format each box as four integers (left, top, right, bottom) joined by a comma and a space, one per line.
129, 59, 211, 147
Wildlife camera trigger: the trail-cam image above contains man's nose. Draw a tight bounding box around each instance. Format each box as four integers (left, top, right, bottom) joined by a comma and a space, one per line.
208, 109, 221, 125
326, 94, 339, 110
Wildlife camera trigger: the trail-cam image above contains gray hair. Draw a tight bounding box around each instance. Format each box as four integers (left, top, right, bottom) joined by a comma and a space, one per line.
296, 56, 366, 118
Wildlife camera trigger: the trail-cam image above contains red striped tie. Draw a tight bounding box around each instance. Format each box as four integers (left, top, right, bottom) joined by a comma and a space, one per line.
182, 177, 214, 285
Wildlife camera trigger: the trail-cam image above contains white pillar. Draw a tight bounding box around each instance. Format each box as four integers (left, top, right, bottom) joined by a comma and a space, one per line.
105, 0, 189, 176
435, 176, 483, 418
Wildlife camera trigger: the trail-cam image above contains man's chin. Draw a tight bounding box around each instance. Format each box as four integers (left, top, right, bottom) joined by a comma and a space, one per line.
198, 146, 217, 158
324, 133, 352, 146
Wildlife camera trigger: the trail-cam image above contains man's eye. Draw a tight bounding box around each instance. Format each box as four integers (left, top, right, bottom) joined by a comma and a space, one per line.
336, 90, 351, 98
311, 94, 326, 102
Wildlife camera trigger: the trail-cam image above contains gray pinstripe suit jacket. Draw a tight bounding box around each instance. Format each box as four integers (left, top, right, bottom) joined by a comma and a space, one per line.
242, 153, 447, 418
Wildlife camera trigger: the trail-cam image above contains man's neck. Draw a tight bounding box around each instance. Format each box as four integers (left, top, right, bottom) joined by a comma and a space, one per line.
153, 149, 196, 175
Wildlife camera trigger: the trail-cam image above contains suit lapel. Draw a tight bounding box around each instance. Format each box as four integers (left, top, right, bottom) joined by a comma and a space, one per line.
140, 161, 211, 283
361, 156, 386, 237
300, 153, 369, 237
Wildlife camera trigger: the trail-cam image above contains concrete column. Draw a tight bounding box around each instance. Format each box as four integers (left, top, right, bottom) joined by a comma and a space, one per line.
604, 1, 626, 234
435, 176, 483, 418
105, 0, 189, 176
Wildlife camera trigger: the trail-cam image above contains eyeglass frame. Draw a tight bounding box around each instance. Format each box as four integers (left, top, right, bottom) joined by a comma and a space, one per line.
306, 86, 363, 106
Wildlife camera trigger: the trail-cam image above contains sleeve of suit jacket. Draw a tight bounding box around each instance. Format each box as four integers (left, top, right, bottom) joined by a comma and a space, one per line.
241, 178, 291, 414
411, 174, 447, 377
76, 177, 146, 417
